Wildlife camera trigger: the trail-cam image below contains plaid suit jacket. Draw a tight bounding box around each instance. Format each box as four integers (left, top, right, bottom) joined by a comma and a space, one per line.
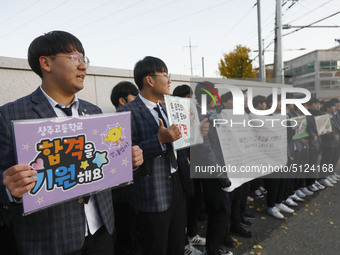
119, 96, 192, 212
0, 87, 114, 255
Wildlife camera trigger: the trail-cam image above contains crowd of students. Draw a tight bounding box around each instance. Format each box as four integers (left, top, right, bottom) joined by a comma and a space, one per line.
1, 30, 339, 255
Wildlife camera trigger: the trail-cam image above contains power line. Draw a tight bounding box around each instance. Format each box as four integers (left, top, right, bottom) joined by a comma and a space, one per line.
205, 2, 257, 57
55, 0, 115, 28
81, 0, 179, 40
0, 0, 40, 26
0, 0, 69, 40
89, 0, 237, 48
283, 11, 340, 37
72, 0, 146, 32
286, 0, 334, 24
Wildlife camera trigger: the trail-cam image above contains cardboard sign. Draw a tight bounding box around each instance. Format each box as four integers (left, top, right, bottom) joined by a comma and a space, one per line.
164, 95, 203, 150
13, 112, 132, 214
315, 114, 332, 136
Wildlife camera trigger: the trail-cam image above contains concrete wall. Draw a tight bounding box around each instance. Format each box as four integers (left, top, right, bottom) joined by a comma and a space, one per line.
1, 56, 292, 113
0, 56, 191, 113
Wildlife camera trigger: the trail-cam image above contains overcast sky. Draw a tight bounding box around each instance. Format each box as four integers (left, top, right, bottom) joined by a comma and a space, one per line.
1, 0, 339, 77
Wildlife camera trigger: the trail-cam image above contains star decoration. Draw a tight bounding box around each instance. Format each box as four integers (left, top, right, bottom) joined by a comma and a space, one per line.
93, 130, 98, 135
36, 197, 44, 205
80, 160, 89, 170
92, 151, 109, 168
22, 144, 30, 151
111, 169, 116, 174
122, 158, 128, 166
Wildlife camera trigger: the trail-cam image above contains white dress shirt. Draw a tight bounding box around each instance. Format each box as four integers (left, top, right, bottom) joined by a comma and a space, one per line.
40, 86, 103, 236
139, 94, 177, 173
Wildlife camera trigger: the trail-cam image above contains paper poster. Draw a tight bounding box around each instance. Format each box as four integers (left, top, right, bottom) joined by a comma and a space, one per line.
13, 112, 132, 214
315, 114, 332, 136
190, 110, 288, 192
164, 95, 203, 150
291, 116, 309, 140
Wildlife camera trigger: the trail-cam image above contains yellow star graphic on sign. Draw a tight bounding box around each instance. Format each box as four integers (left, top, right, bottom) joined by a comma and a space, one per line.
80, 160, 89, 170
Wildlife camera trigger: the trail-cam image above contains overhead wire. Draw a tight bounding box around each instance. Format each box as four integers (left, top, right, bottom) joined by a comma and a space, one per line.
88, 0, 237, 47
0, 0, 40, 26
204, 2, 257, 57
0, 0, 69, 40
80, 0, 179, 39
283, 11, 340, 37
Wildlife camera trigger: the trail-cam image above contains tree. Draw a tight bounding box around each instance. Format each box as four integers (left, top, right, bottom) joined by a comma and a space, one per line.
218, 45, 256, 79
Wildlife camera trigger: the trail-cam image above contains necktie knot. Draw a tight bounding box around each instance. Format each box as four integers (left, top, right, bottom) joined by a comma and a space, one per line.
56, 104, 74, 116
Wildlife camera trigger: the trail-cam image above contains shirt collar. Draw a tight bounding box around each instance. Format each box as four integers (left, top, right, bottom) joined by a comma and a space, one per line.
40, 85, 79, 109
138, 94, 159, 111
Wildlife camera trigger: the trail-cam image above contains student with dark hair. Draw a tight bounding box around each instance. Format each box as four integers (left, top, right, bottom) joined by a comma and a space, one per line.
0, 31, 143, 255
173, 84, 193, 98
192, 82, 232, 255
109, 81, 140, 254
173, 84, 206, 255
119, 56, 193, 255
252, 95, 267, 110
110, 81, 139, 110
319, 101, 340, 187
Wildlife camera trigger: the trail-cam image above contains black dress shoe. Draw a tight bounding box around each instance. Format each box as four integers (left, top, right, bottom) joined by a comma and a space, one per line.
231, 225, 252, 238
244, 211, 255, 219
223, 235, 236, 248
241, 216, 252, 226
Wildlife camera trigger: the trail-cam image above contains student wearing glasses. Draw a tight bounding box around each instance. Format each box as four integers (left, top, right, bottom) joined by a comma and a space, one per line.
119, 56, 193, 255
0, 30, 143, 255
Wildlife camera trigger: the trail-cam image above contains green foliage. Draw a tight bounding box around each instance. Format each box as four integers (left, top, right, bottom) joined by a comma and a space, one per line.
218, 45, 256, 79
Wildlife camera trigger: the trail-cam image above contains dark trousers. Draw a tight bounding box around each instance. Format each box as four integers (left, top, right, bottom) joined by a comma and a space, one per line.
113, 203, 140, 255
201, 179, 230, 255
137, 172, 186, 255
186, 179, 204, 238
228, 186, 243, 229
240, 182, 250, 218
306, 148, 320, 185
66, 226, 114, 255
265, 178, 289, 208
321, 147, 338, 175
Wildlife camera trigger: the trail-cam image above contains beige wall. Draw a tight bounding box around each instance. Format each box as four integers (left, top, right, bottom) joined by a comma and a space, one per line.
0, 56, 191, 113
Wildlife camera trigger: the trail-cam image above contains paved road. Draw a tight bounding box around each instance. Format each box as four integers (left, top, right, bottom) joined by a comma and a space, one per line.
197, 180, 340, 255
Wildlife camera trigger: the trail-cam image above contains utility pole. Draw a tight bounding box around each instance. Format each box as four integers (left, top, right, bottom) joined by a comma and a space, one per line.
273, 0, 283, 84
257, 0, 265, 82
184, 37, 197, 76
202, 57, 205, 77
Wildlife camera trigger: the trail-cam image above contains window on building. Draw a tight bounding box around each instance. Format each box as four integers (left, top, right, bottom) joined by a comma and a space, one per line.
320, 79, 340, 89
320, 61, 340, 71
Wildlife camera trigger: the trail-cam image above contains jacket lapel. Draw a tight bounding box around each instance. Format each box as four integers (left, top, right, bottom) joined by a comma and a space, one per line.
30, 88, 57, 119
135, 96, 159, 131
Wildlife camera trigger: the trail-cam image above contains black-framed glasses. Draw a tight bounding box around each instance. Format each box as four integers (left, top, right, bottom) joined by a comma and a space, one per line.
54, 52, 90, 68
149, 73, 171, 81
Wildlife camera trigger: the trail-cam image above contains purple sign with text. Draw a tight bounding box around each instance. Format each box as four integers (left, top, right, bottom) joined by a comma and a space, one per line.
12, 112, 132, 215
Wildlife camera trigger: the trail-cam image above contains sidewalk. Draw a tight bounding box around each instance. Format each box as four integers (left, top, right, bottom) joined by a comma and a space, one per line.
197, 180, 340, 255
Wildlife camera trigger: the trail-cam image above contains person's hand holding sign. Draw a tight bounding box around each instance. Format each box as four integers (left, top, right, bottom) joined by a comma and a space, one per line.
132, 145, 143, 167
3, 164, 37, 199
157, 118, 181, 144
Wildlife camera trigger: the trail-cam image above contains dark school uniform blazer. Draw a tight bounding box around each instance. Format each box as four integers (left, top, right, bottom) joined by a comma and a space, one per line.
0, 87, 114, 255
119, 95, 193, 213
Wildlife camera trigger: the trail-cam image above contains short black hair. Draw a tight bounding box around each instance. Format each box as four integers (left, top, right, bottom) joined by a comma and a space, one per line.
324, 100, 335, 109
194, 81, 217, 104
110, 81, 139, 109
133, 56, 168, 90
266, 94, 281, 108
307, 98, 320, 106
28, 31, 85, 78
330, 98, 340, 104
221, 91, 233, 103
252, 95, 266, 108
173, 84, 192, 98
